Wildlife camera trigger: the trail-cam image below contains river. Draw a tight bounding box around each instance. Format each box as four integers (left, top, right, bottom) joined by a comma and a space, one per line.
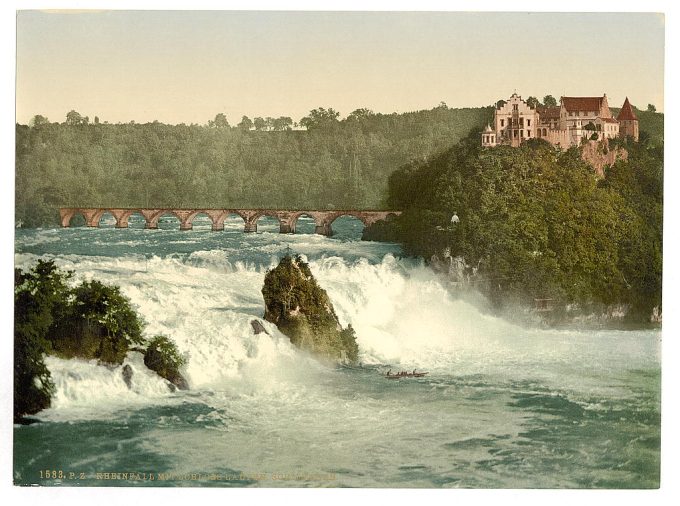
13, 215, 661, 488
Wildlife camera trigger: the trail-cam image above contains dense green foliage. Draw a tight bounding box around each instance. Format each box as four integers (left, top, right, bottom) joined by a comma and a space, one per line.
15, 105, 490, 226
366, 131, 663, 320
262, 254, 359, 363
143, 335, 188, 390
49, 280, 145, 364
14, 261, 71, 419
13, 261, 182, 418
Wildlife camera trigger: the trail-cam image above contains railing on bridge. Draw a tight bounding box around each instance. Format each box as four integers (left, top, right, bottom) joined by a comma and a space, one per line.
59, 207, 401, 237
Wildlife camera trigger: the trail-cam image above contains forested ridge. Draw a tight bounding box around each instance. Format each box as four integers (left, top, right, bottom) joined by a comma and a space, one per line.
364, 130, 663, 321
16, 105, 490, 226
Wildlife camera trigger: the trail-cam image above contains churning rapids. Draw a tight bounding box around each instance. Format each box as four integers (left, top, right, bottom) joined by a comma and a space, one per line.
14, 216, 660, 488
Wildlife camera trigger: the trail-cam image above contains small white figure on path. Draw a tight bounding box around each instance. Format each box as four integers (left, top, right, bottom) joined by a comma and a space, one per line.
450, 212, 460, 225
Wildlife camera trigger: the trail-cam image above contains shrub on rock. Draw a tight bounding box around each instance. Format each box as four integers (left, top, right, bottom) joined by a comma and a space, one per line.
49, 280, 145, 364
143, 335, 188, 390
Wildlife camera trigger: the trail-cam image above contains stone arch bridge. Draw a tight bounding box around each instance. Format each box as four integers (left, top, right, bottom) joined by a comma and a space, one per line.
59, 208, 401, 236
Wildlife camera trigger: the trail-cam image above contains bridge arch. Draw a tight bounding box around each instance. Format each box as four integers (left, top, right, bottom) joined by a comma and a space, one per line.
186, 211, 215, 231
326, 214, 367, 239
222, 212, 247, 232
95, 211, 117, 228
118, 209, 147, 228
64, 211, 87, 227
291, 213, 318, 234
252, 212, 282, 233
149, 211, 182, 230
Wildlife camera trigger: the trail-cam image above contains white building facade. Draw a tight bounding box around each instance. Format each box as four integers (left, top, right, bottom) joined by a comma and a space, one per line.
483, 93, 633, 149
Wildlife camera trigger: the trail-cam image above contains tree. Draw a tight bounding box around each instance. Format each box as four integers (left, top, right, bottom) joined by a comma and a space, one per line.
94, 116, 100, 125
299, 107, 341, 130
369, 135, 662, 320
647, 104, 656, 113
272, 116, 293, 131
526, 96, 541, 109
65, 110, 83, 126
209, 112, 229, 128
496, 100, 507, 109
253, 117, 266, 131
237, 115, 253, 130
543, 95, 558, 108
29, 115, 49, 128
14, 261, 72, 419
347, 108, 374, 122
50, 279, 145, 364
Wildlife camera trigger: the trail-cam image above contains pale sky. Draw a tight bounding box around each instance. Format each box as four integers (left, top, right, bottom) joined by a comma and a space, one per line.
16, 10, 665, 125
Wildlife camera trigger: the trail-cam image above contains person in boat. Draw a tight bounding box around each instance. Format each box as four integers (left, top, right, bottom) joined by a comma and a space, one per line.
386, 370, 391, 376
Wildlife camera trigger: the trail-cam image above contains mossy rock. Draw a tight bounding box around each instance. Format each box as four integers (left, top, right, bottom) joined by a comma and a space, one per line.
143, 335, 189, 390
262, 254, 359, 364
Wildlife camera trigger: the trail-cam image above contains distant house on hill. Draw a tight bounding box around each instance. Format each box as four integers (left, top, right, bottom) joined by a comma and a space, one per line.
482, 92, 640, 148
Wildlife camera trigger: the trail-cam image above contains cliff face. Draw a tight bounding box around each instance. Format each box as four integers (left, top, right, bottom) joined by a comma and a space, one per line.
580, 139, 628, 177
262, 255, 359, 364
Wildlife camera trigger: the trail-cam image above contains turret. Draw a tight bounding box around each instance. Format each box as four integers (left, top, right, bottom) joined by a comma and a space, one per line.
481, 124, 497, 147
617, 97, 639, 141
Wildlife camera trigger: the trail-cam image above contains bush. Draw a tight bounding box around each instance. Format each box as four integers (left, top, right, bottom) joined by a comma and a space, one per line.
144, 335, 188, 389
14, 261, 72, 419
49, 280, 145, 364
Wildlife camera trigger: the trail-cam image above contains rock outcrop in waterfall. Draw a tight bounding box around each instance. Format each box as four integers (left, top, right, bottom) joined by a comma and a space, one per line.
262, 254, 359, 364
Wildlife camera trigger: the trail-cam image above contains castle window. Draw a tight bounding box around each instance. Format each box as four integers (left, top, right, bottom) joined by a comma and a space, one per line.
501, 119, 504, 127
527, 119, 531, 126
527, 130, 531, 137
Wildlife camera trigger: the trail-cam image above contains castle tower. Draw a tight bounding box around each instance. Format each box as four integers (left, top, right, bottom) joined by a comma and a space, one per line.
617, 97, 639, 141
481, 124, 497, 147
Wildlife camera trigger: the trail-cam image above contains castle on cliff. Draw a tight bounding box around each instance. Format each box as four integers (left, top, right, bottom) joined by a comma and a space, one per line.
481, 93, 639, 148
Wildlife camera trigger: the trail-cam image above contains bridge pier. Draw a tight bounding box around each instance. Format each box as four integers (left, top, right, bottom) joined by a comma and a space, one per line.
244, 222, 257, 233
280, 223, 293, 234
315, 223, 333, 236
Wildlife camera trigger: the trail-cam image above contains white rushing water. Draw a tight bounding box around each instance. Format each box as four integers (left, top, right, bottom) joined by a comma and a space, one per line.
15, 248, 658, 419
13, 224, 661, 488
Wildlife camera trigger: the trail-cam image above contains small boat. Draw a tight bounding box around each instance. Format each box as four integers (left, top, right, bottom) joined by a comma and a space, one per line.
384, 370, 428, 379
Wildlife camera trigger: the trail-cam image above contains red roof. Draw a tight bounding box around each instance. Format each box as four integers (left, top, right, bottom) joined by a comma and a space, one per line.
617, 97, 638, 121
537, 106, 560, 120
601, 117, 619, 123
561, 96, 604, 112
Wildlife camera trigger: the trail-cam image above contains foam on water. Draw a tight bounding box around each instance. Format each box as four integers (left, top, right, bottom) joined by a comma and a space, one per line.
13, 226, 661, 487
15, 241, 659, 420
